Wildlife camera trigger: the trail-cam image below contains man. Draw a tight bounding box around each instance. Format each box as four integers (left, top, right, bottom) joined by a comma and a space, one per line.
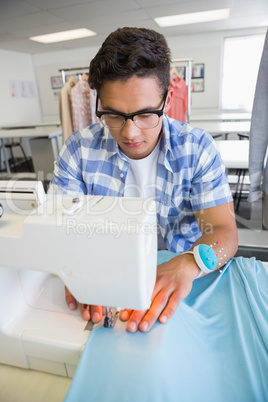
49, 27, 238, 333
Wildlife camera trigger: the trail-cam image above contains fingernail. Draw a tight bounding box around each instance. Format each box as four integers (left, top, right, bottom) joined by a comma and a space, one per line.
128, 321, 137, 332
92, 312, 100, 322
120, 311, 128, 320
69, 303, 75, 310
140, 321, 149, 331
160, 315, 167, 323
83, 310, 90, 320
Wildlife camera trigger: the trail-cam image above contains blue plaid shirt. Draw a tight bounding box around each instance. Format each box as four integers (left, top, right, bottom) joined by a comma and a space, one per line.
50, 115, 232, 252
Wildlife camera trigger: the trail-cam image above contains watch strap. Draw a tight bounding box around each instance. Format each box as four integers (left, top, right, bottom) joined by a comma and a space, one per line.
183, 250, 203, 278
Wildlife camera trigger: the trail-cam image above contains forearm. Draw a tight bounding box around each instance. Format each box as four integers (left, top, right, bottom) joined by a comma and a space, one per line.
192, 224, 238, 273
189, 202, 238, 275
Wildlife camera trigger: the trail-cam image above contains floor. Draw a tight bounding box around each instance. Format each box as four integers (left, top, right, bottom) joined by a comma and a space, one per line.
0, 364, 71, 402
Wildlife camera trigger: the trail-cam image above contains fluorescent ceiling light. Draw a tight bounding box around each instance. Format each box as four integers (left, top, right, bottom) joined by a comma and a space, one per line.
30, 28, 96, 44
155, 8, 230, 27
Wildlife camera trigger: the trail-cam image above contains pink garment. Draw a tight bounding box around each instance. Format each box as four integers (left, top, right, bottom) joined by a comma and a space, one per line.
167, 77, 188, 122
71, 80, 92, 132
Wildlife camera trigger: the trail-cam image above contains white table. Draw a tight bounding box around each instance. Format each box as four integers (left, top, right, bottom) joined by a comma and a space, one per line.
190, 112, 251, 122
0, 124, 62, 174
214, 139, 249, 214
192, 121, 250, 139
214, 140, 249, 169
0, 120, 61, 130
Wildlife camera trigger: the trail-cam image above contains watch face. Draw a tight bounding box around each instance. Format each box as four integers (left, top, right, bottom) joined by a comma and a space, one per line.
198, 244, 217, 271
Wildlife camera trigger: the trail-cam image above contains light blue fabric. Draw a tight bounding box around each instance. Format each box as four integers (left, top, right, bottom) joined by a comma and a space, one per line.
65, 253, 268, 402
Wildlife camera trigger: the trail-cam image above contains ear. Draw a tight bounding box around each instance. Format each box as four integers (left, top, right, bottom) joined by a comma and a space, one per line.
164, 89, 173, 113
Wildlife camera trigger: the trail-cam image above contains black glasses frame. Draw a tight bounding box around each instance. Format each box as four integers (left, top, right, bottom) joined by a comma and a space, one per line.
95, 90, 168, 127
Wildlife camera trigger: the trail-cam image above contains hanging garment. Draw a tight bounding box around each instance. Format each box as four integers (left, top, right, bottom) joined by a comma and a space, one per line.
59, 81, 74, 144
90, 89, 99, 124
249, 29, 268, 228
166, 76, 188, 122
71, 79, 92, 132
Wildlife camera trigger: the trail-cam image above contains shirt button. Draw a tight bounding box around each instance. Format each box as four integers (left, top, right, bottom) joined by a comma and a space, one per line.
120, 173, 124, 178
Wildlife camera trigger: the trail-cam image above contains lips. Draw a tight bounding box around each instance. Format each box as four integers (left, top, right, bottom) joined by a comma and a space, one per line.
123, 142, 143, 148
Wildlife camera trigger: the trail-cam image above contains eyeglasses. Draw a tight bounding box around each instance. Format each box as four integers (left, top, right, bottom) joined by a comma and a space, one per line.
95, 91, 168, 130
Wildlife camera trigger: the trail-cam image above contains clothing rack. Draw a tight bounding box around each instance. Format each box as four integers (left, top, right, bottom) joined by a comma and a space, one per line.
60, 60, 193, 122
59, 67, 88, 85
171, 58, 193, 122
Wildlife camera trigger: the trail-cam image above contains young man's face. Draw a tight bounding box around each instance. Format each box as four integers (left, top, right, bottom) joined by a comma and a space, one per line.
98, 77, 172, 159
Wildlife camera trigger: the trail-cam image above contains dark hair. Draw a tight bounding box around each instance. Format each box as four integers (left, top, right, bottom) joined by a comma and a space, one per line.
89, 27, 171, 95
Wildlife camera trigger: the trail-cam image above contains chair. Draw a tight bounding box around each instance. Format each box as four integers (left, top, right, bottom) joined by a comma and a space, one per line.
233, 134, 249, 212
29, 136, 57, 189
4, 138, 33, 172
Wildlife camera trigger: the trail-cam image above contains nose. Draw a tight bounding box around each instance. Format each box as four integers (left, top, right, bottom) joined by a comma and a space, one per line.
120, 118, 141, 140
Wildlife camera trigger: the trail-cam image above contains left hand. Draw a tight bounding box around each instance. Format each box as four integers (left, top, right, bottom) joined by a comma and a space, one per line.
120, 253, 200, 333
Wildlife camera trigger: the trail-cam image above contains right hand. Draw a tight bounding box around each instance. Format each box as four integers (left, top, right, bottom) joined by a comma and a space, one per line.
65, 286, 104, 322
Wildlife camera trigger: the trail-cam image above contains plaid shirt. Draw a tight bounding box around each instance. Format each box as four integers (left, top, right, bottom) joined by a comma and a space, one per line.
50, 115, 232, 252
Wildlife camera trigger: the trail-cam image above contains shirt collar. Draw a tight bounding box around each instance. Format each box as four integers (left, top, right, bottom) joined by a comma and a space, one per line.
159, 115, 173, 172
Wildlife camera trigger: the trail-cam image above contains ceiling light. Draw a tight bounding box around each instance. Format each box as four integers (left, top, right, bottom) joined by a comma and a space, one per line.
155, 8, 230, 27
30, 28, 96, 44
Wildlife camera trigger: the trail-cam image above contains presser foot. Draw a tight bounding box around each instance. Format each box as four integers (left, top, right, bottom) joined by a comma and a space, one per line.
104, 307, 120, 328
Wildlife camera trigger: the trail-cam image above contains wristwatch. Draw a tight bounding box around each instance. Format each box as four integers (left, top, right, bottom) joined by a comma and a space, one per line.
184, 244, 217, 278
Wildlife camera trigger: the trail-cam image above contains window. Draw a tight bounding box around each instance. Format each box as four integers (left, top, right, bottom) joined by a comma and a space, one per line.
221, 34, 265, 111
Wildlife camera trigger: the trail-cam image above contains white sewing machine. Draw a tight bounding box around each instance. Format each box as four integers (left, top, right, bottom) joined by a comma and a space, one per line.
0, 180, 157, 377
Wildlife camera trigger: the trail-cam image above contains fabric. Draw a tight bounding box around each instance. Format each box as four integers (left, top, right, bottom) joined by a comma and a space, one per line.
65, 253, 268, 402
49, 115, 232, 252
249, 29, 268, 201
59, 82, 74, 144
71, 80, 92, 132
166, 76, 188, 122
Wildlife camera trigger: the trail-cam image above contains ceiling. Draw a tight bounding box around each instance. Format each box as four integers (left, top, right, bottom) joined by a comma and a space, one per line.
1, 0, 268, 55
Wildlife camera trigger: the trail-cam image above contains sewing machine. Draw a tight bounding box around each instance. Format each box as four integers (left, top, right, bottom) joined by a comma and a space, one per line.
0, 180, 157, 377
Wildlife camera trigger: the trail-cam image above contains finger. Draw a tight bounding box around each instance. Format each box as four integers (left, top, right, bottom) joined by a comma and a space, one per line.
65, 286, 77, 311
119, 309, 133, 321
90, 305, 103, 323
138, 291, 169, 332
126, 310, 148, 333
80, 303, 90, 321
159, 285, 191, 324
159, 294, 180, 323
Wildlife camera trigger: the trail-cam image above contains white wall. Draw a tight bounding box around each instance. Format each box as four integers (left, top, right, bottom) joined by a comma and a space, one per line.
167, 27, 267, 113
168, 32, 222, 113
1, 26, 267, 125
33, 34, 222, 120
32, 27, 267, 121
33, 46, 99, 121
0, 49, 41, 126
